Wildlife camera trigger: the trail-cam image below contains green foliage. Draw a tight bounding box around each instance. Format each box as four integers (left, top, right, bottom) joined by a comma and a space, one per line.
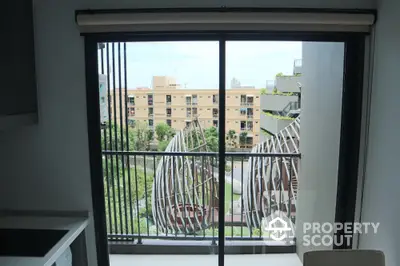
276, 72, 301, 78
204, 126, 219, 152
157, 140, 170, 151
260, 88, 267, 95
101, 122, 135, 151
226, 130, 237, 148
133, 121, 152, 151
239, 132, 248, 145
155, 122, 174, 142
272, 87, 278, 94
104, 163, 155, 234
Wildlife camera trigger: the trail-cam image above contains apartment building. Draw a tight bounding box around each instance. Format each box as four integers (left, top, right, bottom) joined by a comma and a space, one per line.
260, 60, 302, 141
112, 76, 261, 146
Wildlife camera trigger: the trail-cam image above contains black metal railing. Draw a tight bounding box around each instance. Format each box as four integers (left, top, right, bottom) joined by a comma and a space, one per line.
102, 150, 300, 243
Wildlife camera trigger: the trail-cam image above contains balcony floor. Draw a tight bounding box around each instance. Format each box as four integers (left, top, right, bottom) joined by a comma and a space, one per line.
110, 254, 302, 266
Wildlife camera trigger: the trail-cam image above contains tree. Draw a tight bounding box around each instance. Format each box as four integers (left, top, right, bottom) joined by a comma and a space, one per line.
101, 122, 135, 151
204, 126, 218, 152
239, 131, 248, 146
226, 130, 237, 148
133, 121, 151, 151
260, 88, 267, 95
155, 122, 173, 142
272, 87, 278, 94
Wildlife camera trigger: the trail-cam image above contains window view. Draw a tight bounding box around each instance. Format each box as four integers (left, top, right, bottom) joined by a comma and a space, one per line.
97, 40, 343, 261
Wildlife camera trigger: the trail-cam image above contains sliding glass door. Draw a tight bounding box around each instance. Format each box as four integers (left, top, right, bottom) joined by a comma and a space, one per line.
85, 33, 366, 266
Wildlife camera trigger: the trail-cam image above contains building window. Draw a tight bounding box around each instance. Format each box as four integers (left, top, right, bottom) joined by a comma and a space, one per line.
149, 119, 154, 126
212, 95, 218, 104
128, 107, 135, 116
166, 119, 172, 127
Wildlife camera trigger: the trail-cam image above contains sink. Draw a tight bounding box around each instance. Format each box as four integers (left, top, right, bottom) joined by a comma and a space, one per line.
0, 228, 68, 257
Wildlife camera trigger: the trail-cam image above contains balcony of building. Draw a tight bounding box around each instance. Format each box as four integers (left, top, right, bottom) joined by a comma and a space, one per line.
166, 108, 172, 117
193, 107, 198, 117
213, 108, 219, 118
186, 95, 192, 105
240, 95, 254, 106
148, 94, 154, 106
192, 95, 198, 106
246, 108, 253, 119
128, 107, 135, 117
103, 150, 299, 254
148, 108, 154, 118
212, 94, 218, 105
166, 95, 172, 106
128, 95, 135, 106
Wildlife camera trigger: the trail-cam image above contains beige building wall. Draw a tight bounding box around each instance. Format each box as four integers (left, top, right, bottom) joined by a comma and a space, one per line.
112, 83, 261, 146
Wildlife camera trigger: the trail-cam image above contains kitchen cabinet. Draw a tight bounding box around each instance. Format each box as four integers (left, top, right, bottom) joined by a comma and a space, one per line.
0, 0, 38, 130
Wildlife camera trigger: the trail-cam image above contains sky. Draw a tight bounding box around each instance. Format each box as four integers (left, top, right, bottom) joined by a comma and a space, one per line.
98, 41, 302, 89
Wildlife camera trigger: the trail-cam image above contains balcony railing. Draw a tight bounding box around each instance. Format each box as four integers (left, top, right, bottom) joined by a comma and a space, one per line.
166, 102, 172, 106
166, 114, 172, 117
241, 102, 253, 106
102, 151, 299, 243
247, 115, 253, 119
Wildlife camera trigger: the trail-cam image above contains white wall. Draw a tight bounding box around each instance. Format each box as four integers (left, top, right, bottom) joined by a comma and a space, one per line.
358, 0, 400, 265
296, 42, 345, 261
0, 0, 376, 265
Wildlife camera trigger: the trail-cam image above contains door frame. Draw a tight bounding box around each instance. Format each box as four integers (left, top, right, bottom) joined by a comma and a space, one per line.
84, 30, 368, 266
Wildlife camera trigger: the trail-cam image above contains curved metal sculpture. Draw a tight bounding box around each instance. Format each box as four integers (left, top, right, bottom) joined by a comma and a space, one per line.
243, 116, 300, 229
152, 119, 219, 234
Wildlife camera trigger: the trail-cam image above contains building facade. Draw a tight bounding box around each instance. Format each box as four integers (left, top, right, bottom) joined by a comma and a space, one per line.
112, 76, 262, 146
260, 60, 302, 141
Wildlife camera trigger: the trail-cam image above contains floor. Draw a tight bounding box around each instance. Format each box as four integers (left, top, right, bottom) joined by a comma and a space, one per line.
110, 254, 303, 266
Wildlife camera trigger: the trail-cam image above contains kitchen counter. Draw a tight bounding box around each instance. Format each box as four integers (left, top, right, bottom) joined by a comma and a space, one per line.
0, 211, 89, 266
